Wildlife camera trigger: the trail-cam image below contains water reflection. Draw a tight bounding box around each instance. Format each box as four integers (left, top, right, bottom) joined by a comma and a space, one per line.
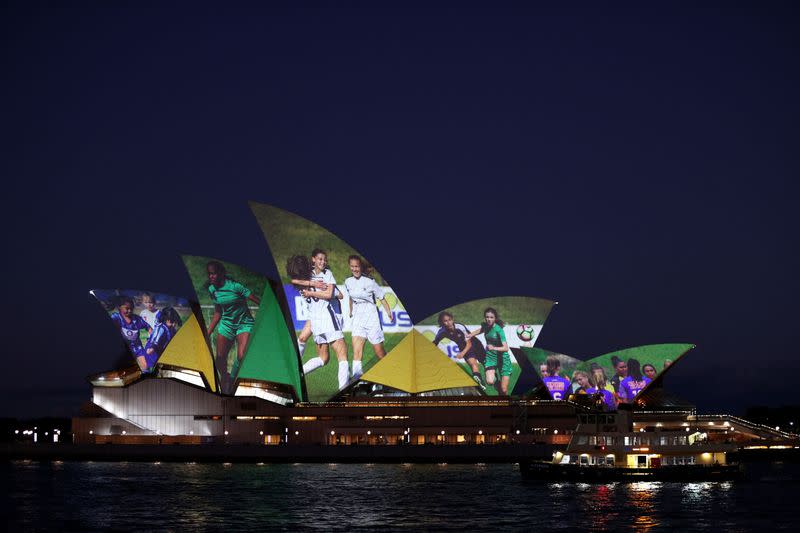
4, 463, 794, 531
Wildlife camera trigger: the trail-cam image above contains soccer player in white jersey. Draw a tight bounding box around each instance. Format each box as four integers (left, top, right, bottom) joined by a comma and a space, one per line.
298, 249, 350, 389
288, 253, 344, 359
344, 255, 393, 380
140, 293, 159, 328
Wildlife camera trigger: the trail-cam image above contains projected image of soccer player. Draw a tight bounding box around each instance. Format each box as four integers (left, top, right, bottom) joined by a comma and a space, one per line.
296, 249, 350, 390
542, 355, 571, 400
579, 369, 617, 411
345, 255, 393, 380
643, 363, 657, 381
467, 307, 512, 395
205, 260, 260, 393
590, 363, 616, 395
539, 364, 549, 377
140, 293, 159, 328
287, 255, 314, 357
111, 296, 152, 372
433, 311, 488, 389
610, 356, 628, 395
619, 358, 651, 403
143, 307, 182, 371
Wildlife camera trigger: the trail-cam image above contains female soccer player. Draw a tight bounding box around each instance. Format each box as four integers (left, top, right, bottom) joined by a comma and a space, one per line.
466, 307, 512, 395
572, 370, 593, 394
143, 307, 182, 371
205, 260, 261, 393
642, 363, 658, 380
432, 311, 487, 389
294, 249, 350, 390
610, 356, 628, 395
590, 363, 616, 395
287, 252, 345, 359
344, 255, 393, 380
577, 369, 617, 411
619, 358, 652, 403
542, 355, 572, 400
140, 293, 159, 328
110, 296, 152, 372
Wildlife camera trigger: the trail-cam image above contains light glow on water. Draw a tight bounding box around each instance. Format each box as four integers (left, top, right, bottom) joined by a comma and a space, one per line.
4, 463, 792, 530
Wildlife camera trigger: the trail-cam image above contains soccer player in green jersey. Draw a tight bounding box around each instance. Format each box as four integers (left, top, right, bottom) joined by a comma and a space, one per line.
467, 307, 512, 395
205, 261, 261, 393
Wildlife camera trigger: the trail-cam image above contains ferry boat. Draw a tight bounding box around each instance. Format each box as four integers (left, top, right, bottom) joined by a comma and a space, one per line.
520, 407, 743, 481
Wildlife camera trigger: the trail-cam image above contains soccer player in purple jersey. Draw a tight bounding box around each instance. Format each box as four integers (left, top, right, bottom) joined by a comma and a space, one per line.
643, 363, 657, 381
143, 307, 182, 371
574, 370, 617, 411
110, 296, 152, 372
610, 356, 628, 395
619, 358, 652, 403
433, 311, 487, 388
542, 355, 572, 401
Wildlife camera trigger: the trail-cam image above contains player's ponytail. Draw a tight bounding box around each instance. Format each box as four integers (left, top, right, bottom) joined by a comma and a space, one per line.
627, 358, 643, 381
286, 255, 313, 286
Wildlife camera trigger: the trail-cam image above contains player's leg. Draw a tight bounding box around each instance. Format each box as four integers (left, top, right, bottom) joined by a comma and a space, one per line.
302, 332, 328, 375
465, 357, 485, 388
215, 332, 235, 393
500, 375, 510, 395
371, 341, 386, 359
230, 330, 251, 384
485, 368, 496, 386
331, 338, 349, 389
297, 320, 311, 356
351, 335, 366, 380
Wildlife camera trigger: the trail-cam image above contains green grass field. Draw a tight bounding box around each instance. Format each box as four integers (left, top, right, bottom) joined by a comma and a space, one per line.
300, 331, 405, 402
417, 296, 553, 325
183, 255, 268, 307
574, 343, 694, 378
250, 203, 398, 292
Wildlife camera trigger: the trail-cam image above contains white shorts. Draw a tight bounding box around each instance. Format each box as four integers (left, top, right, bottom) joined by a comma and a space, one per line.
350, 307, 384, 345
314, 330, 344, 345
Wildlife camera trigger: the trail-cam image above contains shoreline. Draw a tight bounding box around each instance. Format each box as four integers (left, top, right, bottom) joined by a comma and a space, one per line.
1, 442, 555, 464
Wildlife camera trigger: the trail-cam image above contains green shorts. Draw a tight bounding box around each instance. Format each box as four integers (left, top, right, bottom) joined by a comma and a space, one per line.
484, 351, 513, 377
217, 318, 254, 340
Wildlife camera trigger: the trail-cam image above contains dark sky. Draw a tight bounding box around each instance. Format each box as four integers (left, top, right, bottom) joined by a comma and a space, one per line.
3, 2, 798, 417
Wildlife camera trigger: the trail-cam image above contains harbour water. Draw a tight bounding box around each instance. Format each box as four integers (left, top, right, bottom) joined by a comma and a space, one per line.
5, 461, 800, 531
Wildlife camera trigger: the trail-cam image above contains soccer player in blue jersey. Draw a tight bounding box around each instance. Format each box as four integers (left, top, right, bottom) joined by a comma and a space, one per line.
433, 311, 487, 388
143, 307, 182, 372
619, 358, 652, 403
542, 355, 572, 401
110, 296, 152, 372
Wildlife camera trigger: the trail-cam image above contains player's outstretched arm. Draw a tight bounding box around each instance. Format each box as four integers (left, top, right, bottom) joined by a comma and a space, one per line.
465, 327, 482, 339
292, 278, 327, 290
303, 284, 334, 300
378, 297, 393, 322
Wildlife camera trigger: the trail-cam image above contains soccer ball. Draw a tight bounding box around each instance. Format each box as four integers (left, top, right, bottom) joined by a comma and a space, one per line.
516, 324, 535, 342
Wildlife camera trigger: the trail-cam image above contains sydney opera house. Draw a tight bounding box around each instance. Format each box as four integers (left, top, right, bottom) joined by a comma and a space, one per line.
73, 203, 795, 466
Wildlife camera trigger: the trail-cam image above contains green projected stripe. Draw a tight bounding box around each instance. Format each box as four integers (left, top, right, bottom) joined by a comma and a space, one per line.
237, 283, 303, 400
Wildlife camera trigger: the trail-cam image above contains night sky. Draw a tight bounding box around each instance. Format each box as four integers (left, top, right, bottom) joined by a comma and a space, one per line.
3, 2, 798, 417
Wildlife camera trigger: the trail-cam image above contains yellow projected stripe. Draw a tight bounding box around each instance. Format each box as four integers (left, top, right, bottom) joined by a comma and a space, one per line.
157, 313, 217, 392
361, 330, 477, 393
